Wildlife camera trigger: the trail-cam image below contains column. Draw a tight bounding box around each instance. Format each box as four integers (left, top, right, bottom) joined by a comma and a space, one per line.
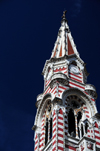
75, 115, 78, 138
52, 109, 57, 151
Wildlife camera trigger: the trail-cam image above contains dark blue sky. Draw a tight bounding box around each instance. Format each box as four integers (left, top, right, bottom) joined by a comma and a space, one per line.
0, 0, 100, 151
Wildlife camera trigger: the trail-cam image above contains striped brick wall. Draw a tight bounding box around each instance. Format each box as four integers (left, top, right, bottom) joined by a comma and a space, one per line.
69, 81, 85, 91
39, 113, 45, 150
57, 85, 67, 98
65, 100, 68, 139
45, 79, 51, 88
94, 122, 100, 148
69, 69, 83, 83
52, 110, 57, 151
65, 144, 76, 151
57, 108, 64, 151
87, 127, 94, 138
44, 86, 57, 96
83, 106, 90, 119
34, 134, 38, 151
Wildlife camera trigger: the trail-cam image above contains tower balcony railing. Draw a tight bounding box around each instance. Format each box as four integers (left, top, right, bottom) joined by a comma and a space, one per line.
51, 73, 67, 81
50, 73, 68, 88
85, 84, 96, 92
85, 84, 97, 99
37, 93, 43, 102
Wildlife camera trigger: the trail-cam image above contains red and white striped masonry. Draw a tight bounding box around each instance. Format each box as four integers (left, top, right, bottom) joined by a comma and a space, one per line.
34, 134, 38, 151
87, 127, 94, 139
69, 70, 83, 83
65, 100, 68, 139
65, 144, 76, 151
58, 85, 67, 97
53, 67, 67, 75
39, 112, 45, 150
94, 122, 100, 148
52, 110, 57, 151
45, 79, 51, 88
43, 86, 57, 96
83, 106, 90, 119
57, 109, 64, 151
69, 81, 85, 91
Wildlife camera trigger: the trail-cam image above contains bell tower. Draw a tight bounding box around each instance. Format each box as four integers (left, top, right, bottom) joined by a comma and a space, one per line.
32, 11, 100, 151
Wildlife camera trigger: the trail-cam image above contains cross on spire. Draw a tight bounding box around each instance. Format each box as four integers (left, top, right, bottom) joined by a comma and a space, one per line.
62, 10, 67, 22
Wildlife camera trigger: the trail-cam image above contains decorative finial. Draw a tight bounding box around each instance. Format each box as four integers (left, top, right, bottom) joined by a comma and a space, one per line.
61, 10, 67, 22
62, 10, 67, 18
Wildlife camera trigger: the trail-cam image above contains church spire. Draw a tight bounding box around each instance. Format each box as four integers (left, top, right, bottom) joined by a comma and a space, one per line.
33, 12, 100, 151
51, 11, 79, 58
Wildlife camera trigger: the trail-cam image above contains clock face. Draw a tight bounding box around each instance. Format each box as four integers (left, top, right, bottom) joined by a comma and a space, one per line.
70, 65, 80, 74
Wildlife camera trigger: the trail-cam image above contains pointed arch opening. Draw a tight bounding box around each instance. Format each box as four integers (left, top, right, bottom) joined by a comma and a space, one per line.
68, 109, 76, 137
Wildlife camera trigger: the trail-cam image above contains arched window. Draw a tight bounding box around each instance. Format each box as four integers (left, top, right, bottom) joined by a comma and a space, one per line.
45, 103, 52, 145
68, 109, 76, 137
66, 95, 84, 138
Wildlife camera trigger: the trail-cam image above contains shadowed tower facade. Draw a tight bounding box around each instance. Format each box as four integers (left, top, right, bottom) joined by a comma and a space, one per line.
32, 12, 100, 151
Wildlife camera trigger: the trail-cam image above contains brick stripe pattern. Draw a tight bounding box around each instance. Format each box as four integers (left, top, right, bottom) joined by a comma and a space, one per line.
65, 100, 68, 139
52, 110, 57, 151
65, 144, 76, 151
87, 127, 94, 138
94, 122, 100, 148
45, 79, 51, 88
57, 108, 64, 151
39, 112, 45, 150
57, 85, 67, 98
54, 67, 67, 75
69, 69, 83, 83
69, 81, 85, 91
44, 86, 57, 96
83, 106, 90, 119
34, 134, 38, 151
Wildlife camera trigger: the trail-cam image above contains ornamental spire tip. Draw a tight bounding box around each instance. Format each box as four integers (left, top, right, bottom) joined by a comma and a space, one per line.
61, 10, 67, 22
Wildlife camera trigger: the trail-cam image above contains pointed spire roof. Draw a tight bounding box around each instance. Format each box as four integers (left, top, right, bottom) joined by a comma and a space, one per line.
51, 11, 79, 58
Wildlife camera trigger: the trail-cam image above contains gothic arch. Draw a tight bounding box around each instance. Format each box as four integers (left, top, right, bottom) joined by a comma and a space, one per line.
62, 88, 97, 117
36, 93, 53, 128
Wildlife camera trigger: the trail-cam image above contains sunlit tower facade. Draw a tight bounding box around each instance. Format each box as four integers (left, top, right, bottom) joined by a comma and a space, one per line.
32, 12, 100, 151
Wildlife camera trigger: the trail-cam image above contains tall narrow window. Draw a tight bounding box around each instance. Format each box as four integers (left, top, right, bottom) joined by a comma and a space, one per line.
81, 124, 84, 137
77, 112, 82, 138
77, 112, 82, 125
50, 118, 52, 139
85, 122, 89, 134
45, 118, 48, 145
68, 109, 76, 137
